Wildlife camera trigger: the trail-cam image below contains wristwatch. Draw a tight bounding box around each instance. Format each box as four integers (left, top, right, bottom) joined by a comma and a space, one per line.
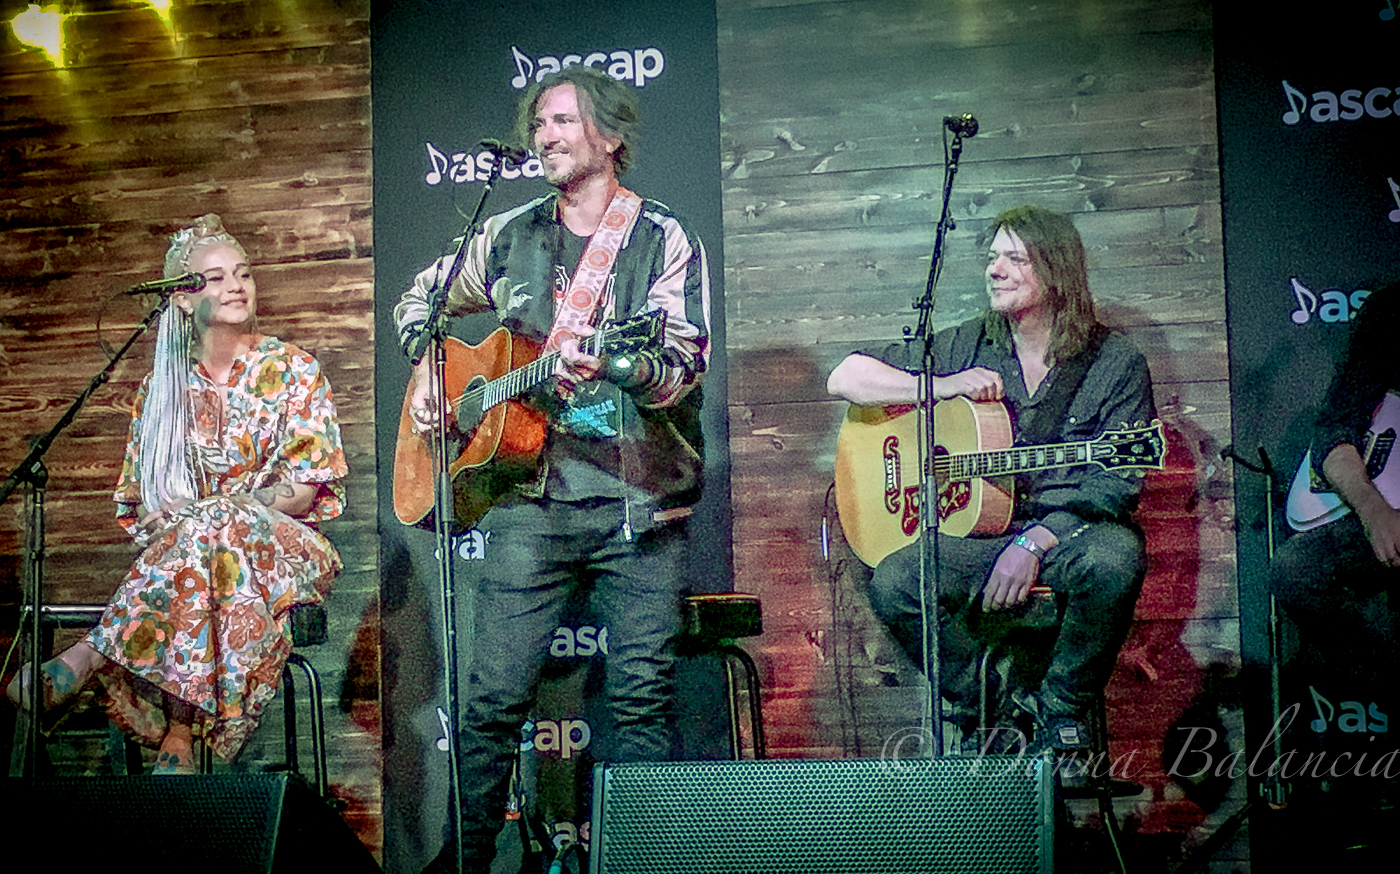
1013, 532, 1046, 560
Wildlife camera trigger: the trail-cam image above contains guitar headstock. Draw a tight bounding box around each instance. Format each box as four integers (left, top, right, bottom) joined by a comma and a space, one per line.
601, 309, 667, 355
1090, 419, 1166, 471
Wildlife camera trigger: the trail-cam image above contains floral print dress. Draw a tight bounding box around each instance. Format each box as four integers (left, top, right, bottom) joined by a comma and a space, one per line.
88, 336, 347, 760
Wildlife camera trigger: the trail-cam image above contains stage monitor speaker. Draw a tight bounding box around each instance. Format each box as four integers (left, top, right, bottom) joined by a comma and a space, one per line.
590, 755, 1053, 874
5, 773, 379, 873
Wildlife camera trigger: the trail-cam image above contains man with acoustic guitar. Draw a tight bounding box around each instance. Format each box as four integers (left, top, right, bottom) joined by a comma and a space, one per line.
827, 204, 1155, 755
395, 65, 711, 873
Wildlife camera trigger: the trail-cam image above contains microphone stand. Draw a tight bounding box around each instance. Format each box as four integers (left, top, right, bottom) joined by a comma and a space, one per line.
1, 292, 175, 776
909, 121, 974, 756
1172, 446, 1287, 873
403, 147, 511, 873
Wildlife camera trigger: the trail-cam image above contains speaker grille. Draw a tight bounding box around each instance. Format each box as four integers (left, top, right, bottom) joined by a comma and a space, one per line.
591, 756, 1052, 874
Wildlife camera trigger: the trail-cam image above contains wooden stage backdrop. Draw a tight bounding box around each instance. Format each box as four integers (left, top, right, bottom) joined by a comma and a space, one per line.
2, 0, 1239, 869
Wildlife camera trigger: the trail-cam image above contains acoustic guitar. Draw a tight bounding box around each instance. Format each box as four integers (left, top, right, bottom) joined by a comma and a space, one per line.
1285, 390, 1400, 532
834, 397, 1165, 567
393, 310, 666, 526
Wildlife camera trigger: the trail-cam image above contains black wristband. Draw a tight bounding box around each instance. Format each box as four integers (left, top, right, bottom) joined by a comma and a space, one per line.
604, 351, 655, 390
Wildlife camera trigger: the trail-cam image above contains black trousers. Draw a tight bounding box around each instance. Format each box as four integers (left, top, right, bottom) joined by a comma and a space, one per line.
865, 520, 1146, 714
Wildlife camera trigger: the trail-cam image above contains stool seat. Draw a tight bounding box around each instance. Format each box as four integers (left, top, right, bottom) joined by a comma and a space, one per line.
681, 592, 762, 643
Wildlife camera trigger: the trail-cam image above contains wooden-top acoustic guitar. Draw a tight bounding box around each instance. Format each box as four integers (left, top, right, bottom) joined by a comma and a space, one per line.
834, 397, 1166, 567
393, 310, 666, 526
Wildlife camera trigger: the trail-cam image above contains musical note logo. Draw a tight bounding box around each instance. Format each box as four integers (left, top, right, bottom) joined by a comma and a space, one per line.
1289, 277, 1318, 324
425, 143, 449, 186
435, 706, 452, 752
1308, 685, 1335, 732
1388, 177, 1400, 223
510, 45, 534, 89
1382, 1, 1396, 22
1281, 80, 1307, 125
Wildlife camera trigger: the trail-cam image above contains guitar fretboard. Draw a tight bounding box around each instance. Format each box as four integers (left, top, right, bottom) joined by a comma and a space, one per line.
461, 333, 607, 413
936, 441, 1097, 479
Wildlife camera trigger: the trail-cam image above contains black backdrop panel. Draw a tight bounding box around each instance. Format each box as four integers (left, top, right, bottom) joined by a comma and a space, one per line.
370, 3, 730, 871
1216, 6, 1400, 866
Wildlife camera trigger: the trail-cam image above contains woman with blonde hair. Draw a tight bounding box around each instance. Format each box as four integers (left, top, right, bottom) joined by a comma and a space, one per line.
7, 214, 347, 773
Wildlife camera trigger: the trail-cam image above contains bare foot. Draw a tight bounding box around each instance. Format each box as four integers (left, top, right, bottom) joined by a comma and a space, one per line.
153, 725, 197, 775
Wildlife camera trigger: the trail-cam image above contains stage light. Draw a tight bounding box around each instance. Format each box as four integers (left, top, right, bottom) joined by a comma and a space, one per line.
144, 0, 174, 30
9, 3, 64, 68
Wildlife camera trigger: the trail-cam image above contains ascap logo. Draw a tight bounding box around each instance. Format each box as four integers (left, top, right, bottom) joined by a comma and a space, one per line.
454, 528, 490, 561
510, 44, 666, 89
1288, 276, 1370, 325
550, 820, 590, 853
1281, 79, 1400, 125
1308, 686, 1388, 734
520, 717, 593, 759
422, 46, 668, 187
425, 143, 543, 186
549, 625, 609, 658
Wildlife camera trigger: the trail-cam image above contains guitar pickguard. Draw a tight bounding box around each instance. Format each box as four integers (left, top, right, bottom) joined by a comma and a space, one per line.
899, 485, 920, 536
1367, 428, 1395, 481
938, 480, 971, 523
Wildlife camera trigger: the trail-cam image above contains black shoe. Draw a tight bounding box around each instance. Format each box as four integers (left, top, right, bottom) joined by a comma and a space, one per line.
1017, 689, 1094, 755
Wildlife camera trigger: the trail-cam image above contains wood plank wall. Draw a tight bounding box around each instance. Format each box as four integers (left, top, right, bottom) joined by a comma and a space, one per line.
716, 0, 1238, 861
2, 0, 1239, 866
0, 0, 379, 857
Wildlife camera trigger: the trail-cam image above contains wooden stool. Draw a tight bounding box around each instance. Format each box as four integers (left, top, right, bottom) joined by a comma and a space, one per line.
678, 593, 766, 759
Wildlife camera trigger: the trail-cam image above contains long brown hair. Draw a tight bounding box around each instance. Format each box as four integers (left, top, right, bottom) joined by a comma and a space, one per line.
984, 204, 1101, 364
514, 65, 641, 176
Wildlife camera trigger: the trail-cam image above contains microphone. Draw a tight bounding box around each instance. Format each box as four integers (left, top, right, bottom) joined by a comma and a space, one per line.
124, 272, 207, 295
942, 113, 979, 137
478, 139, 531, 165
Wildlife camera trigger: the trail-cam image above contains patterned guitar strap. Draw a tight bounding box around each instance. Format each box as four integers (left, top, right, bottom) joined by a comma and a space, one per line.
548, 186, 644, 437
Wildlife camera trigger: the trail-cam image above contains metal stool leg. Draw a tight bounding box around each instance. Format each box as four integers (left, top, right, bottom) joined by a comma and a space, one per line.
715, 643, 765, 759
284, 651, 328, 797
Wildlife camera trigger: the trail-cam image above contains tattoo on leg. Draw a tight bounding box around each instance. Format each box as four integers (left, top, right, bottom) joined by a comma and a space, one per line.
253, 482, 296, 507
43, 659, 78, 699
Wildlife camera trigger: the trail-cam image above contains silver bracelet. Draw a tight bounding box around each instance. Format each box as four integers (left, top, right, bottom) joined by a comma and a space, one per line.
1013, 533, 1046, 560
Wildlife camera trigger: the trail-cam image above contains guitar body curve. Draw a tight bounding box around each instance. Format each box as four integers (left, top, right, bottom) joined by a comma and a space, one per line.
393, 329, 548, 526
1285, 390, 1400, 533
1284, 450, 1349, 533
834, 397, 1015, 567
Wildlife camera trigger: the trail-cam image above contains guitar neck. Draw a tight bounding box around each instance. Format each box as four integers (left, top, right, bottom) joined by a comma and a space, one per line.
467, 332, 607, 411
938, 440, 1100, 479
479, 350, 562, 409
